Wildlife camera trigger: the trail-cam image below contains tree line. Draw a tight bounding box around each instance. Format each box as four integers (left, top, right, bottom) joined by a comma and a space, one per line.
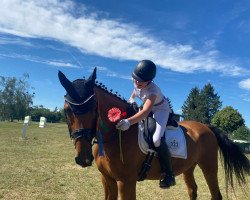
0, 74, 249, 140
0, 74, 65, 123
181, 83, 249, 141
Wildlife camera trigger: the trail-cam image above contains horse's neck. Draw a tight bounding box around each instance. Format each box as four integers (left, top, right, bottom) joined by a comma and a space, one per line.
94, 86, 129, 139
93, 86, 143, 166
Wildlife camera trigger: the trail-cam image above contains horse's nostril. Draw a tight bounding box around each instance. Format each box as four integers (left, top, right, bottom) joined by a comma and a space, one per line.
75, 156, 93, 167
75, 156, 83, 166
85, 159, 90, 165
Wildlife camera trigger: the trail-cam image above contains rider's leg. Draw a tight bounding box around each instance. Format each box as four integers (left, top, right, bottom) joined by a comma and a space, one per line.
153, 111, 176, 188
155, 137, 176, 188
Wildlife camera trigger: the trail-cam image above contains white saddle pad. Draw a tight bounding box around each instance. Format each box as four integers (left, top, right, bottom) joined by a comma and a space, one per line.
138, 123, 187, 159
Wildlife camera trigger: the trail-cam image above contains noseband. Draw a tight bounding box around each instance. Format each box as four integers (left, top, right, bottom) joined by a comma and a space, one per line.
64, 94, 97, 145
70, 128, 95, 144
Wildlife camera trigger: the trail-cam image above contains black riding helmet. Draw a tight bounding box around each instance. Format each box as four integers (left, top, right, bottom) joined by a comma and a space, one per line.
132, 60, 156, 82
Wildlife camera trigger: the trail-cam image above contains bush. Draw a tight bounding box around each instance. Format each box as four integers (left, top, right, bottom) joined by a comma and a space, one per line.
232, 126, 250, 141
211, 106, 245, 135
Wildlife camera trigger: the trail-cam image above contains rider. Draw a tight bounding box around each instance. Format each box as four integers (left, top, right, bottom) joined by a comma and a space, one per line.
116, 60, 176, 188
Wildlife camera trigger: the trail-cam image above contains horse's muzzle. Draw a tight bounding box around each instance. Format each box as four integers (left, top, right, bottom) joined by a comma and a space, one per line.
75, 155, 94, 167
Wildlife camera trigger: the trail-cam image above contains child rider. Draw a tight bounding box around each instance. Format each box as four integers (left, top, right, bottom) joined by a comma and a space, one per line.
116, 60, 176, 188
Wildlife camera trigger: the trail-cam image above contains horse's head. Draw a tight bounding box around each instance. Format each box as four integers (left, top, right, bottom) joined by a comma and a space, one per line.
58, 68, 97, 167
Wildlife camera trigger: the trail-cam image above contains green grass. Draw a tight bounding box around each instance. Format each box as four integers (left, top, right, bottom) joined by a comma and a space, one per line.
0, 122, 249, 200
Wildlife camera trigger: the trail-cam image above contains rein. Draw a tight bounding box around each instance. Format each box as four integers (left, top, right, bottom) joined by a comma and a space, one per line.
93, 131, 118, 144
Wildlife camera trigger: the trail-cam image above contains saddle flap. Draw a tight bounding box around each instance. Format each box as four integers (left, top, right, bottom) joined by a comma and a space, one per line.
142, 116, 156, 149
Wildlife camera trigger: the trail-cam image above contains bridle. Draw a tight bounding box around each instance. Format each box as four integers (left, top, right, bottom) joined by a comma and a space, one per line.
64, 94, 97, 145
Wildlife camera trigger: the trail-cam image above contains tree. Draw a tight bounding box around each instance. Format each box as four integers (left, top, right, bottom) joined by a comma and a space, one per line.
232, 126, 250, 141
182, 87, 207, 122
0, 74, 34, 121
30, 105, 64, 123
30, 105, 49, 122
200, 83, 222, 124
211, 106, 245, 135
59, 108, 66, 122
182, 84, 222, 124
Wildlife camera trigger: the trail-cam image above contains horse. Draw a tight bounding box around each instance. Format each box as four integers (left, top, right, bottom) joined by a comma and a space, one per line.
58, 68, 250, 200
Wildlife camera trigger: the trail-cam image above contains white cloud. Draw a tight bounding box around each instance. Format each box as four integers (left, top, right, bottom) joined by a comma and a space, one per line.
47, 61, 80, 68
0, 52, 80, 68
0, 0, 249, 75
95, 66, 131, 80
0, 35, 33, 46
239, 79, 250, 91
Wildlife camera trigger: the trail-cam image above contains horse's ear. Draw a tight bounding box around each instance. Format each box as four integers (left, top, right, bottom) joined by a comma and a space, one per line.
58, 70, 71, 89
86, 67, 97, 83
58, 71, 81, 99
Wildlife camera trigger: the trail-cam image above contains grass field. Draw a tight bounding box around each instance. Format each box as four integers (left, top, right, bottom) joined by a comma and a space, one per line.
0, 122, 249, 200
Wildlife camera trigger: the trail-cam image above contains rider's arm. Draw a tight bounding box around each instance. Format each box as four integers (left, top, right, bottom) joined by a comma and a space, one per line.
127, 94, 156, 125
128, 90, 136, 103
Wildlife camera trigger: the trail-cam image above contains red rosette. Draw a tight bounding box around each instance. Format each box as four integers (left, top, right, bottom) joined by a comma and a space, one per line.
108, 107, 122, 122
108, 107, 127, 122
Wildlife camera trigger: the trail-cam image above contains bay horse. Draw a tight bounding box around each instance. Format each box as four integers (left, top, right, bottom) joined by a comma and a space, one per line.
58, 68, 249, 200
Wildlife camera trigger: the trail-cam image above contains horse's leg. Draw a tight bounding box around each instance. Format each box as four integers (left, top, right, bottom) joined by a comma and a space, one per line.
117, 180, 136, 200
183, 165, 198, 200
198, 155, 222, 200
101, 174, 118, 200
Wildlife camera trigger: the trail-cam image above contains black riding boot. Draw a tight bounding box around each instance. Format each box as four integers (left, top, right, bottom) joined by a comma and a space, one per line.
155, 138, 176, 189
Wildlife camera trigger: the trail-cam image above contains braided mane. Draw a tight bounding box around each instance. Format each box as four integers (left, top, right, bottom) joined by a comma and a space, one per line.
94, 81, 130, 106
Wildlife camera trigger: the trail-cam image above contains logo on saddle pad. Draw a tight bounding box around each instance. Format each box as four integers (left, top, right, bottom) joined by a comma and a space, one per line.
138, 124, 187, 159
169, 139, 179, 150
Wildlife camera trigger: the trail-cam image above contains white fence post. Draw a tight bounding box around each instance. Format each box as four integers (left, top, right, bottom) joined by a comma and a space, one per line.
22, 116, 31, 138
39, 117, 47, 128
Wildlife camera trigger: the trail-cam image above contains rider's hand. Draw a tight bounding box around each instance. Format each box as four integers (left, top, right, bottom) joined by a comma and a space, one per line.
116, 119, 131, 131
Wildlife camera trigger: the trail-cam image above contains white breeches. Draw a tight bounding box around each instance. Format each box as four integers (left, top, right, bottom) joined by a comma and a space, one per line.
152, 110, 170, 147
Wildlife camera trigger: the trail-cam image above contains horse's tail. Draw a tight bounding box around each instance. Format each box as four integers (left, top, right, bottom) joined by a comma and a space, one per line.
208, 125, 250, 191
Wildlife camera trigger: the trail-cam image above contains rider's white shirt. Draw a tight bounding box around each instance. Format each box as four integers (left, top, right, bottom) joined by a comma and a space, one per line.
133, 82, 171, 112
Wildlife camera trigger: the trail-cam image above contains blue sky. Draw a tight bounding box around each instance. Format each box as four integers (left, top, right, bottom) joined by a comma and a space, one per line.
0, 0, 250, 127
